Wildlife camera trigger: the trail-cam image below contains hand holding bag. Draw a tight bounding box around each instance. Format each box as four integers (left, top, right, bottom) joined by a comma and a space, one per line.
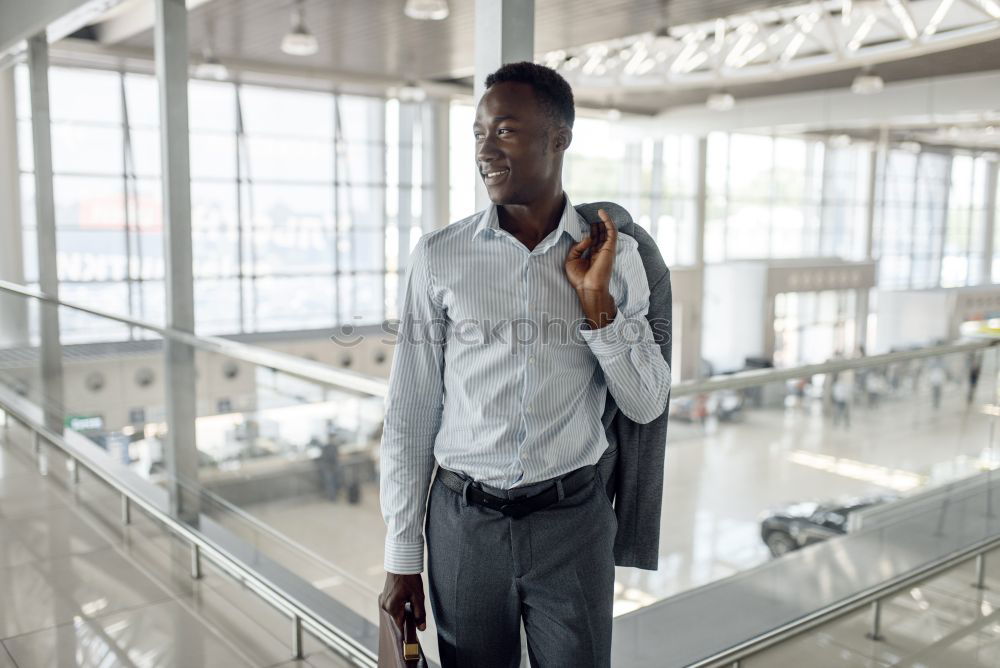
378, 601, 427, 667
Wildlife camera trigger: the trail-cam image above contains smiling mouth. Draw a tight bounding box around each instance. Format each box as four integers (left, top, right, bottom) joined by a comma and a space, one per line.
482, 168, 510, 184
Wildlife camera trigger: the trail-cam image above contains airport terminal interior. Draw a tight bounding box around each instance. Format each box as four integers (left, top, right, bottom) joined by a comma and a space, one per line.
3, 0, 1000, 666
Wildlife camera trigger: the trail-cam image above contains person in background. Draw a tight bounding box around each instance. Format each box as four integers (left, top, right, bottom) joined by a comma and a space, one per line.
832, 372, 851, 428
968, 351, 983, 405
318, 435, 341, 501
865, 370, 884, 409
927, 362, 947, 410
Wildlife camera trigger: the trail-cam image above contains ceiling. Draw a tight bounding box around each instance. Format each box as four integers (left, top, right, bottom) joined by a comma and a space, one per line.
620, 37, 1000, 113
109, 0, 802, 81
77, 0, 1000, 115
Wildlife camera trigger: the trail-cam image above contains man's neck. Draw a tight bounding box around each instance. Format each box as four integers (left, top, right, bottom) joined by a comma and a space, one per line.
497, 189, 566, 246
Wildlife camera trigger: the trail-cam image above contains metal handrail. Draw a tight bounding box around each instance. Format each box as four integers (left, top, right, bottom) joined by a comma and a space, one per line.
0, 280, 388, 397
672, 338, 999, 398
0, 388, 379, 667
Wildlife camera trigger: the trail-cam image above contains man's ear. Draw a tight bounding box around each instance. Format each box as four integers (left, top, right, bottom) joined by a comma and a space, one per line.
553, 126, 572, 153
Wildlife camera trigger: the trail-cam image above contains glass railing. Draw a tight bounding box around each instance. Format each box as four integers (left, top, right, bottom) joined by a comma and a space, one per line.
620, 342, 1000, 613
610, 339, 1000, 666
0, 283, 384, 664
4, 278, 1000, 666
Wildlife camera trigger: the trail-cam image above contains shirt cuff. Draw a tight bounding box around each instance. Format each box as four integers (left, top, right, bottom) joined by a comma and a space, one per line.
384, 538, 425, 574
579, 311, 631, 358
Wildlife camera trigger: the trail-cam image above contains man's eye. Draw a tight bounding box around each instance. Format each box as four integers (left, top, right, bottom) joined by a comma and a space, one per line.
498, 128, 512, 135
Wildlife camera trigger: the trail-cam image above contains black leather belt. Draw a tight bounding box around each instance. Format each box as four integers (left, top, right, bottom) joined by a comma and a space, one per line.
436, 465, 596, 519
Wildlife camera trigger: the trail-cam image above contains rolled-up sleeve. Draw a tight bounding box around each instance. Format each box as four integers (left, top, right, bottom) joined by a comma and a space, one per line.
379, 235, 444, 574
578, 240, 671, 424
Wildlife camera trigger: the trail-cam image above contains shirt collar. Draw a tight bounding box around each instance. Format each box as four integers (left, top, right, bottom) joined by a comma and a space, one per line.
473, 194, 587, 246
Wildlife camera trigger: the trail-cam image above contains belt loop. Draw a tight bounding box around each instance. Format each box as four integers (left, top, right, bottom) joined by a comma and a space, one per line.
555, 478, 565, 502
461, 479, 471, 507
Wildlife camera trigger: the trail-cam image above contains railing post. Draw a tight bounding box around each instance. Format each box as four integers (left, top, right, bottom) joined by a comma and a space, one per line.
866, 599, 884, 641
975, 553, 987, 590
190, 543, 202, 579
121, 494, 131, 525
69, 457, 79, 484
33, 430, 41, 456
35, 432, 47, 475
292, 614, 304, 660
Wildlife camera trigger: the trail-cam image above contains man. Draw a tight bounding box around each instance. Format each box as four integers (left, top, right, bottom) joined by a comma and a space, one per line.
378, 62, 671, 667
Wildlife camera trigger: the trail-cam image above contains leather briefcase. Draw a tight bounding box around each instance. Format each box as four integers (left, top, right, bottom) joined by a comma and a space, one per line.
378, 601, 427, 667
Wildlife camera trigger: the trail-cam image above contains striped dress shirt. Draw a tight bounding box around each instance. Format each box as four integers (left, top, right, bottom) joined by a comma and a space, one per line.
380, 195, 672, 574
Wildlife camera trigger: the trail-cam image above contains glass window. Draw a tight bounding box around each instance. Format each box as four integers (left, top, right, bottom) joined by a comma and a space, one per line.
706, 132, 825, 262
245, 135, 332, 182
449, 102, 476, 222
240, 85, 333, 138
123, 73, 160, 128
190, 132, 237, 180
14, 65, 399, 339
192, 181, 239, 278
54, 175, 126, 229
339, 272, 384, 325
190, 80, 236, 132
197, 278, 242, 334
52, 124, 123, 175
49, 68, 121, 124
254, 276, 336, 331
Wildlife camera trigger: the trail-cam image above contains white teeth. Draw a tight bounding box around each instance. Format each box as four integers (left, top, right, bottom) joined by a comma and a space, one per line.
486, 169, 508, 178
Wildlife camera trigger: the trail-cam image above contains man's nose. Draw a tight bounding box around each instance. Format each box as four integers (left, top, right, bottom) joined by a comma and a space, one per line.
477, 134, 500, 162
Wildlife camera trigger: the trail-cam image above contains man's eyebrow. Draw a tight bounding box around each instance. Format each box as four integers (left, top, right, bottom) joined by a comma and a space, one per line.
473, 114, 519, 127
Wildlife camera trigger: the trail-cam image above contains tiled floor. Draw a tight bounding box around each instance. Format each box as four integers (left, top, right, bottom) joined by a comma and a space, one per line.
0, 428, 353, 668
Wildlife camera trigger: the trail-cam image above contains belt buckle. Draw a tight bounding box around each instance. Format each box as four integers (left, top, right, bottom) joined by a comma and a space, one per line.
499, 502, 529, 519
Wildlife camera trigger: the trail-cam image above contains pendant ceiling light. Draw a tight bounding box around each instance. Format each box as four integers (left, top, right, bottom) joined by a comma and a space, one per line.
404, 0, 450, 20
195, 45, 229, 81
282, 0, 318, 56
706, 92, 735, 111
851, 68, 884, 94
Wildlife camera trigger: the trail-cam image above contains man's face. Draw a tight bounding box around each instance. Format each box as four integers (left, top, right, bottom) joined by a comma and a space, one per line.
474, 81, 570, 205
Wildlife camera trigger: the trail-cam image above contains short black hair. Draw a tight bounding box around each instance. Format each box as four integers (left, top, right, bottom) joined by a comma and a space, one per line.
484, 61, 575, 129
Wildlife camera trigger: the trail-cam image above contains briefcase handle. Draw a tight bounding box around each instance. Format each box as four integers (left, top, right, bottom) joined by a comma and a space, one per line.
402, 601, 420, 661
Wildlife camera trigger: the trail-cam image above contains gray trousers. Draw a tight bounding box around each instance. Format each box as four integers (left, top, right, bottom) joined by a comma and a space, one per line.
426, 446, 618, 668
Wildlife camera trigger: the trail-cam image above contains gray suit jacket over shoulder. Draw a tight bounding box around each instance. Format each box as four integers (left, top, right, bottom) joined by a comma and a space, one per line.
575, 201, 671, 571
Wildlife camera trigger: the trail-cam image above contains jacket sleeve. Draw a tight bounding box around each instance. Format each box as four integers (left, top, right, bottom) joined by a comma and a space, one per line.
578, 238, 671, 424
379, 235, 444, 574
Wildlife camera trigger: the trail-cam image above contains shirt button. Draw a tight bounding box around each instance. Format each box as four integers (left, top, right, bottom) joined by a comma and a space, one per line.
528, 356, 536, 363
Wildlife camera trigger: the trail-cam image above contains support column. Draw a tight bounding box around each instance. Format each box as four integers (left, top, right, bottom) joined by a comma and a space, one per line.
27, 34, 64, 434
397, 100, 415, 310
648, 139, 664, 240
858, 139, 881, 353
864, 138, 880, 261
0, 66, 28, 347
424, 98, 450, 231
473, 0, 534, 210
982, 160, 998, 285
690, 136, 707, 379
155, 0, 200, 522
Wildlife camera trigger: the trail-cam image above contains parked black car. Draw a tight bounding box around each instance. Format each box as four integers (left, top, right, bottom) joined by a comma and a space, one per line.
759, 495, 896, 557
